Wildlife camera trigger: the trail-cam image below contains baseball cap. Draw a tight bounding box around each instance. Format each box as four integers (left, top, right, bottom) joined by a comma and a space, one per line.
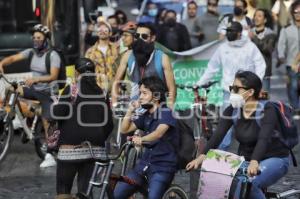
121, 21, 137, 34
225, 21, 243, 32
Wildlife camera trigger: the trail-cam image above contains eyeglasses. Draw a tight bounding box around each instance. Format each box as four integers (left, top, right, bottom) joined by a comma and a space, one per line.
134, 33, 150, 40
229, 85, 249, 93
208, 2, 218, 7
294, 10, 300, 14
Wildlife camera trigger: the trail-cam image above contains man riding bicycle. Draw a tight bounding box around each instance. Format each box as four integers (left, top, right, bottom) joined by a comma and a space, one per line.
0, 24, 61, 168
114, 76, 179, 199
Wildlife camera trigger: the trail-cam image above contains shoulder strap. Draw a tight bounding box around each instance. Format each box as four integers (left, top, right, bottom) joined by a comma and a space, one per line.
255, 100, 268, 127
245, 16, 252, 26
154, 50, 164, 80
45, 49, 54, 74
228, 14, 234, 23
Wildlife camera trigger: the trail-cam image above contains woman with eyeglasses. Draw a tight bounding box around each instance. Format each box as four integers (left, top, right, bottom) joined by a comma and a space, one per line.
186, 71, 290, 199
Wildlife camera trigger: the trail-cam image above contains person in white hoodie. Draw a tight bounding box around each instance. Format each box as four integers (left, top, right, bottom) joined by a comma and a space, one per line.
196, 21, 266, 150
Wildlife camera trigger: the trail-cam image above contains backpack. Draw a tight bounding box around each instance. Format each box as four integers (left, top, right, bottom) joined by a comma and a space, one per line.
127, 49, 164, 80
166, 118, 196, 170
28, 48, 66, 89
219, 13, 253, 27
232, 100, 299, 166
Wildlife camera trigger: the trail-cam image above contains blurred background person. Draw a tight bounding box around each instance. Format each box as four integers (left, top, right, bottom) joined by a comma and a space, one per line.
138, 1, 159, 23
246, 0, 258, 19
272, 0, 294, 33
157, 10, 191, 51
115, 9, 128, 25
119, 21, 137, 54
183, 1, 204, 48
251, 8, 276, 92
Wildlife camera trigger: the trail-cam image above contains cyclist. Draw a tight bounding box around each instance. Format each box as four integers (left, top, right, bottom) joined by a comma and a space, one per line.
53, 58, 114, 199
0, 24, 61, 168
113, 76, 179, 199
111, 23, 176, 109
187, 71, 290, 199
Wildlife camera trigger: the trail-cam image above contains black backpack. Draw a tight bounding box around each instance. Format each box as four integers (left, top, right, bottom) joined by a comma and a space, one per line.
166, 118, 196, 170
219, 13, 253, 27
28, 48, 66, 89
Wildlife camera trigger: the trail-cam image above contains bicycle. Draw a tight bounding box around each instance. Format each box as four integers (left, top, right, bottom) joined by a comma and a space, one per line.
0, 74, 54, 162
79, 140, 188, 199
232, 165, 300, 199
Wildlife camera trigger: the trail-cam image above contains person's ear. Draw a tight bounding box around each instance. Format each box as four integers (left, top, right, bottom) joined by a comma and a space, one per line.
150, 35, 156, 42
264, 19, 267, 24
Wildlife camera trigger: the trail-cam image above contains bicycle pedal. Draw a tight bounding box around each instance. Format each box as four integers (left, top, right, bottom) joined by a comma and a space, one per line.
21, 132, 30, 143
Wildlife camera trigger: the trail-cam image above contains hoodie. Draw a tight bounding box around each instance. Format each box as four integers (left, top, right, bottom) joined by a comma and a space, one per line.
197, 36, 266, 91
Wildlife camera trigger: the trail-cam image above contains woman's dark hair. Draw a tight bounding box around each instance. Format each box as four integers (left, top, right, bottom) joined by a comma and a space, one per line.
290, 0, 300, 21
115, 9, 128, 25
188, 1, 198, 7
235, 71, 262, 99
254, 8, 274, 29
75, 58, 99, 92
139, 76, 167, 102
155, 8, 167, 24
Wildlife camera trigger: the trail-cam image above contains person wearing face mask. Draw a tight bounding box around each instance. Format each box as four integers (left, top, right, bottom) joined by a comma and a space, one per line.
138, 1, 159, 23
196, 21, 266, 150
157, 9, 192, 51
218, 0, 253, 39
111, 23, 176, 109
85, 19, 119, 93
0, 24, 62, 168
187, 71, 290, 199
114, 76, 179, 199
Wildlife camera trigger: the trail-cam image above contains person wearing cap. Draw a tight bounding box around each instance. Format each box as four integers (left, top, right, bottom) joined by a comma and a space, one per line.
0, 24, 62, 168
85, 19, 119, 93
119, 21, 137, 53
196, 21, 266, 150
53, 58, 113, 199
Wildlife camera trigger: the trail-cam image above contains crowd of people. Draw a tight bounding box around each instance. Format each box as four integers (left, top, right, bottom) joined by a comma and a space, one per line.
0, 0, 300, 199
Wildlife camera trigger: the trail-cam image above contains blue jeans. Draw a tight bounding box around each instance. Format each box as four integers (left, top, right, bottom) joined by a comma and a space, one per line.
262, 77, 271, 93
286, 66, 299, 109
114, 168, 174, 199
218, 90, 233, 151
235, 157, 289, 199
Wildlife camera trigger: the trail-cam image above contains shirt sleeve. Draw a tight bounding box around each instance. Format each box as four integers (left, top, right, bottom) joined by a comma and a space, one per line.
20, 49, 33, 59
251, 103, 279, 161
217, 16, 228, 35
50, 51, 61, 69
203, 106, 234, 154
252, 43, 266, 80
158, 109, 176, 128
271, 1, 280, 14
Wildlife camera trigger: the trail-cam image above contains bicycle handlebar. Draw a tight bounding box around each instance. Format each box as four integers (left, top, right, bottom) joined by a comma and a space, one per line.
177, 81, 218, 90
0, 74, 19, 90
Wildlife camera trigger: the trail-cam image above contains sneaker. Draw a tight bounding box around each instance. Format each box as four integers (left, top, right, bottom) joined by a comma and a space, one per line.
130, 8, 140, 15
40, 153, 56, 168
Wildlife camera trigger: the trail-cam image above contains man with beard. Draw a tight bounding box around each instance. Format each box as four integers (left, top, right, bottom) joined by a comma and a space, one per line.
218, 0, 253, 39
85, 19, 119, 93
0, 24, 61, 168
111, 23, 176, 109
157, 10, 192, 51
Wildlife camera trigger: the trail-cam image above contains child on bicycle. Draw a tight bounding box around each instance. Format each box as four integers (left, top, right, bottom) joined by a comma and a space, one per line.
52, 58, 114, 199
114, 76, 179, 199
186, 71, 290, 199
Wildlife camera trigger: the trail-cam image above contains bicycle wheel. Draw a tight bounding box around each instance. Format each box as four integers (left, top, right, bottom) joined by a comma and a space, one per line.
0, 116, 14, 163
124, 147, 137, 175
162, 184, 189, 199
34, 119, 47, 159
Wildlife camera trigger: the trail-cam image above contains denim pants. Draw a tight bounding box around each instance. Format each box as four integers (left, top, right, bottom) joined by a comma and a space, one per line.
235, 157, 290, 199
114, 167, 174, 199
286, 66, 299, 109
262, 77, 271, 93
218, 90, 233, 150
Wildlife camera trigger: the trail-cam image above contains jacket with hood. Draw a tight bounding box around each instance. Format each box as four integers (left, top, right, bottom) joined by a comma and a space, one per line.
251, 27, 277, 77
278, 23, 300, 66
197, 36, 266, 91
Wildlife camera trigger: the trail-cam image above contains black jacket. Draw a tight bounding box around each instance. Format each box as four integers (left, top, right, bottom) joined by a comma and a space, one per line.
53, 78, 114, 147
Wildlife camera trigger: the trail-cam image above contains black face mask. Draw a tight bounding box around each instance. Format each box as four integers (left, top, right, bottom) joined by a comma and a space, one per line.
226, 31, 239, 41
233, 6, 243, 16
141, 103, 154, 110
132, 38, 155, 67
165, 18, 176, 27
